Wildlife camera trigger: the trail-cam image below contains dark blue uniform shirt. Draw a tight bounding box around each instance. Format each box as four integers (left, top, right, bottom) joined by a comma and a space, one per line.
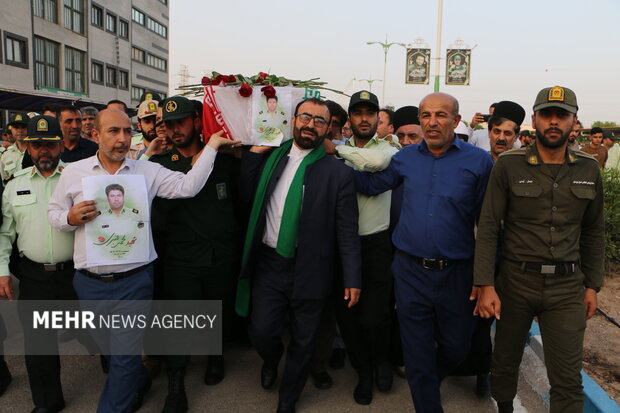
355, 137, 493, 260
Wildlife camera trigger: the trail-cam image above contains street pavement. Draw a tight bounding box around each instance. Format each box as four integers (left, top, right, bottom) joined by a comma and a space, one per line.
3, 344, 548, 412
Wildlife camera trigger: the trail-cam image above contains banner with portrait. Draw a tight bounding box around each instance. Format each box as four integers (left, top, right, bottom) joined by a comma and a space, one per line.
406, 48, 430, 85
445, 49, 471, 86
82, 175, 150, 266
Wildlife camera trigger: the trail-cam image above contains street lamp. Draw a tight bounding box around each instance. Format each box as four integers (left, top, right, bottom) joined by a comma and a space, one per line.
367, 35, 405, 105
358, 76, 382, 93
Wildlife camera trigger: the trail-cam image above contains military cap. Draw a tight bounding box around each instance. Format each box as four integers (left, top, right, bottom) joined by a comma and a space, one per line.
533, 86, 578, 114
348, 90, 380, 112
8, 112, 29, 127
138, 100, 158, 119
25, 115, 62, 142
162, 96, 194, 122
491, 101, 526, 126
138, 91, 162, 105
393, 106, 420, 131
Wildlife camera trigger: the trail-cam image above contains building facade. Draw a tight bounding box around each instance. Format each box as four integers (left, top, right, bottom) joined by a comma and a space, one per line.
0, 0, 169, 126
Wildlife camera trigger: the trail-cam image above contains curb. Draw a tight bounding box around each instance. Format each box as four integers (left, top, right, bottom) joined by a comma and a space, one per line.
527, 321, 620, 413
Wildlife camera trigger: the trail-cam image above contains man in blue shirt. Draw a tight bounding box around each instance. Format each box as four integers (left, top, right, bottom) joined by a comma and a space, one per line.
354, 92, 494, 413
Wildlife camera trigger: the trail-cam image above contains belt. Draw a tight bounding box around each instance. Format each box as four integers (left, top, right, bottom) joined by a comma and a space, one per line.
20, 255, 73, 272
402, 252, 453, 271
78, 264, 149, 282
521, 261, 578, 275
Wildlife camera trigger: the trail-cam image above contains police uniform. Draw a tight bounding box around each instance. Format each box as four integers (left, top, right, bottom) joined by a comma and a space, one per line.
254, 109, 288, 141
0, 115, 75, 412
474, 87, 605, 413
0, 112, 30, 183
150, 96, 241, 411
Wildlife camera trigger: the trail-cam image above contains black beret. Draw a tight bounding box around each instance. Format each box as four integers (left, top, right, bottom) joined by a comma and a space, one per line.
393, 106, 420, 131
491, 101, 525, 126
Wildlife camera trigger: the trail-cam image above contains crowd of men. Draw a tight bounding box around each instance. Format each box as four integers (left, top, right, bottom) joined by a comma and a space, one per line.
0, 85, 606, 413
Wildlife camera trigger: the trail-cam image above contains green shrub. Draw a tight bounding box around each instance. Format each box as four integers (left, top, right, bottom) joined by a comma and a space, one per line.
602, 168, 620, 269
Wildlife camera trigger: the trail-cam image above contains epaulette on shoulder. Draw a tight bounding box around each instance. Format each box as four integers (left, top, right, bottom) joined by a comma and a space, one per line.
499, 147, 527, 157
573, 150, 597, 161
149, 149, 172, 160
13, 167, 33, 177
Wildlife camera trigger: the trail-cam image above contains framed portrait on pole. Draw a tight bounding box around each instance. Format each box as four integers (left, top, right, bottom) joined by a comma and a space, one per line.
445, 49, 471, 86
406, 48, 431, 85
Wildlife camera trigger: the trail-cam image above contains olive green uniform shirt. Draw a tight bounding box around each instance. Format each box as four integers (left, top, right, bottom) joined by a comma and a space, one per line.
0, 162, 74, 276
0, 144, 26, 182
474, 144, 605, 289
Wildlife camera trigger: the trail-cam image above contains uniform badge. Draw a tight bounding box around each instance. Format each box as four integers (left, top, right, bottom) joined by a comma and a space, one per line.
165, 101, 177, 113
548, 87, 565, 101
528, 155, 539, 165
132, 208, 139, 214
58, 166, 64, 172
16, 190, 31, 195
102, 224, 109, 228
137, 221, 144, 228
171, 154, 179, 161
36, 119, 48, 132
360, 91, 370, 100
15, 115, 22, 121
216, 182, 228, 200
145, 93, 153, 100
147, 102, 156, 113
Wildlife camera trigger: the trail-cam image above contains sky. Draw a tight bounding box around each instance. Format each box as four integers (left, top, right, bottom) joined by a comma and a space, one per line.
168, 0, 620, 127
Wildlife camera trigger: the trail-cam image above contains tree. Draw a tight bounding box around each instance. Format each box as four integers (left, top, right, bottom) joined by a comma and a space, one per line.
591, 121, 618, 128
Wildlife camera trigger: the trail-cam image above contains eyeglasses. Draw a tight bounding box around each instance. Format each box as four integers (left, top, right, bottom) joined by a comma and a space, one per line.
296, 113, 328, 128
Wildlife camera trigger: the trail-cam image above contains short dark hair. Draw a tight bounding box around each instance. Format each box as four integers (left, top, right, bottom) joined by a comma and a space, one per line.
107, 99, 127, 110
266, 96, 278, 102
520, 130, 531, 137
41, 103, 61, 114
56, 104, 81, 120
379, 109, 395, 125
192, 100, 202, 118
488, 116, 520, 135
105, 183, 125, 196
591, 127, 603, 135
324, 100, 347, 125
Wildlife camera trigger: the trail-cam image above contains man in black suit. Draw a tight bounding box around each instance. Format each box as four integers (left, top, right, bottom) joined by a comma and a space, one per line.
236, 97, 362, 413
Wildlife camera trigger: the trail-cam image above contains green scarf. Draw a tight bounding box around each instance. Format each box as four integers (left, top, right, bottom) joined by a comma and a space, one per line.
235, 139, 325, 317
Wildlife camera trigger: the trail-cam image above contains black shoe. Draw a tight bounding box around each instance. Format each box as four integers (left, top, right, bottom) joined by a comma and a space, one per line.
30, 400, 65, 413
0, 360, 11, 397
204, 355, 225, 385
130, 376, 152, 412
311, 371, 333, 390
497, 401, 514, 413
162, 369, 188, 413
353, 370, 373, 405
100, 355, 109, 374
476, 373, 490, 397
375, 361, 393, 392
276, 401, 296, 413
261, 362, 278, 390
328, 348, 346, 369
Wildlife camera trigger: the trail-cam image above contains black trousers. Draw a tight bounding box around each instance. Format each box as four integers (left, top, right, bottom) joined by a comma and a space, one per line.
249, 245, 325, 405
17, 258, 76, 409
336, 230, 392, 371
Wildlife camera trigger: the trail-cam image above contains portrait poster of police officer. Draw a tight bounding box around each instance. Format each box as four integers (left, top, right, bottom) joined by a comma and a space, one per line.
82, 175, 150, 266
251, 88, 293, 146
406, 48, 430, 84
446, 49, 471, 85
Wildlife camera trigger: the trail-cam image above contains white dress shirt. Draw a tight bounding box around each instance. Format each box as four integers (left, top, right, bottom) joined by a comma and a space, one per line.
262, 143, 312, 248
48, 147, 217, 273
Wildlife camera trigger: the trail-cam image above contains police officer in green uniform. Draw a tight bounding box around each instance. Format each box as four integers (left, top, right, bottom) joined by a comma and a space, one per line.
473, 86, 605, 413
0, 115, 76, 413
150, 96, 240, 413
0, 112, 30, 183
255, 95, 288, 142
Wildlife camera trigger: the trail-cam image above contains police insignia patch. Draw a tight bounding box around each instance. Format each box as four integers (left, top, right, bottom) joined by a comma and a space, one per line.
132, 208, 139, 214
36, 119, 48, 132
528, 155, 539, 165
360, 91, 370, 100
145, 93, 153, 100
166, 101, 177, 112
548, 87, 565, 101
148, 102, 156, 112
171, 154, 179, 161
216, 183, 227, 200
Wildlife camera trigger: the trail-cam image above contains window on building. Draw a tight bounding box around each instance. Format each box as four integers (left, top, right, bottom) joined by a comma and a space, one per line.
105, 12, 116, 34
146, 17, 167, 38
33, 0, 58, 23
146, 54, 166, 72
119, 19, 129, 40
5, 34, 28, 68
34, 37, 59, 89
64, 46, 85, 93
119, 70, 128, 89
63, 0, 84, 34
132, 86, 145, 102
131, 47, 145, 63
106, 66, 117, 87
131, 8, 144, 25
91, 61, 103, 84
91, 4, 103, 28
